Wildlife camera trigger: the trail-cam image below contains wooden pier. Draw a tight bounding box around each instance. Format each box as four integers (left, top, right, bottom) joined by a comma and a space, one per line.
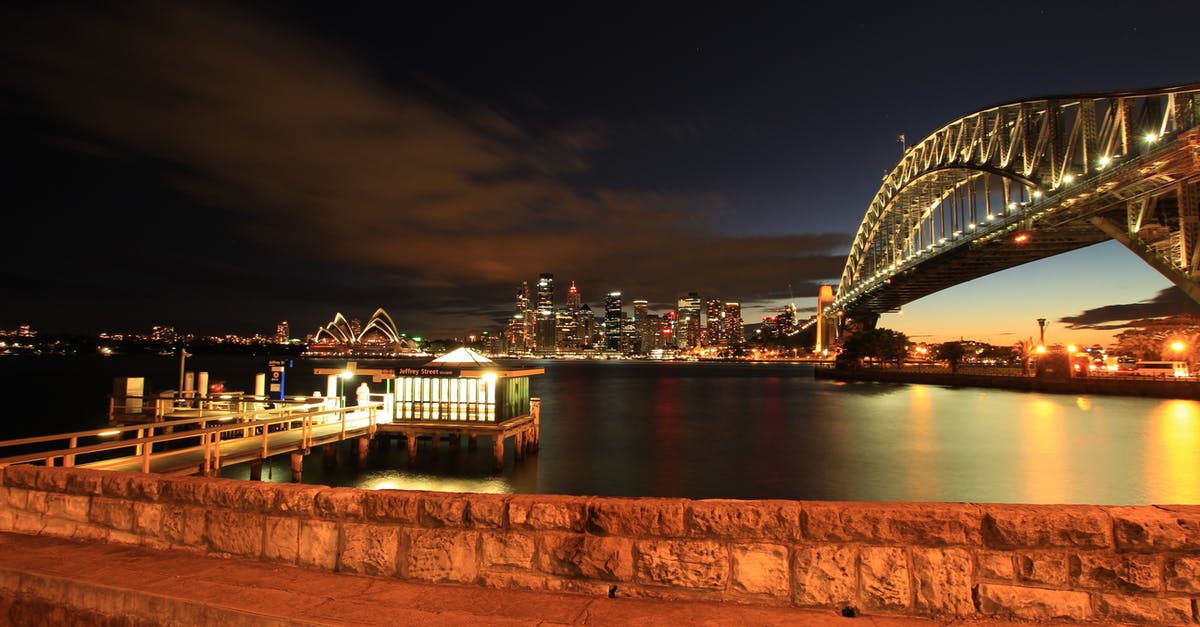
0, 397, 541, 480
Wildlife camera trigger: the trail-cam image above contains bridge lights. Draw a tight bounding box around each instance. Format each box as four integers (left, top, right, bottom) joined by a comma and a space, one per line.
1063, 174, 1075, 185
987, 213, 995, 221
1144, 132, 1159, 143
1014, 232, 1031, 244
1098, 155, 1111, 169
1007, 202, 1017, 211
1032, 190, 1043, 200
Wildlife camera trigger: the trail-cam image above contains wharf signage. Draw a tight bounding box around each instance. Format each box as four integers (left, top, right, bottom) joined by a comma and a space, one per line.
394, 367, 458, 377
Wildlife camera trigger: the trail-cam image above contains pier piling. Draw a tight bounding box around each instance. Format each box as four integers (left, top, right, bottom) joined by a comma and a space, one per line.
290, 452, 303, 483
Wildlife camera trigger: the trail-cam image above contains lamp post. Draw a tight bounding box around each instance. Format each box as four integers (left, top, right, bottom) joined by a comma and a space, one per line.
1037, 318, 1047, 347
177, 346, 192, 395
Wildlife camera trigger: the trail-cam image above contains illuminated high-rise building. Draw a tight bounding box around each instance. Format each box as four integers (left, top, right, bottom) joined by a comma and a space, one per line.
535, 274, 555, 354
677, 292, 701, 349
604, 291, 622, 351
567, 280, 581, 312
275, 321, 290, 344
633, 299, 649, 354
724, 302, 744, 345
704, 298, 723, 346
578, 304, 596, 349
515, 281, 533, 352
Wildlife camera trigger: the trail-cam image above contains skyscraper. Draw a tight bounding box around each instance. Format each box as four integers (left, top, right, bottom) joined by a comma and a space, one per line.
724, 301, 744, 345
275, 321, 290, 344
677, 292, 701, 349
604, 291, 622, 351
535, 274, 555, 354
705, 298, 723, 346
633, 299, 649, 354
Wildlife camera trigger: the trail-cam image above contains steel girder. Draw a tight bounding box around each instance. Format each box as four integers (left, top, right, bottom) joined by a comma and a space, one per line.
833, 83, 1200, 325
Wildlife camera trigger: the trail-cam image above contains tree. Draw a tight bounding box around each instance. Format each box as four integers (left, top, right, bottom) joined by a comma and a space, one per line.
1014, 339, 1035, 376
839, 328, 910, 367
936, 341, 967, 373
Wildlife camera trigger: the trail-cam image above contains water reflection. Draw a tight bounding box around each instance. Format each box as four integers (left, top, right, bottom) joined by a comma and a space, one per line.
1148, 400, 1200, 503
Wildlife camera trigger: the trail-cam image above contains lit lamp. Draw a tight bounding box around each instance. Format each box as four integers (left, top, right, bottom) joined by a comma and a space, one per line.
339, 369, 354, 403
1067, 344, 1077, 376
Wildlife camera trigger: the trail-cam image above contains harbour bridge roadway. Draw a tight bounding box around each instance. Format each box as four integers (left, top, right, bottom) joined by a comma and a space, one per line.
825, 83, 1200, 333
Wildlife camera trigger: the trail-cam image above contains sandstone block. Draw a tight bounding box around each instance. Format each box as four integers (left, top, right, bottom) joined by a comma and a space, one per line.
298, 519, 339, 570
588, 498, 685, 538
421, 494, 468, 527
1109, 505, 1200, 551
158, 476, 210, 505
1, 465, 39, 489
481, 531, 536, 569
63, 469, 105, 496
132, 502, 162, 535
44, 493, 90, 523
271, 484, 322, 517
1074, 552, 1161, 592
634, 539, 727, 590
89, 496, 134, 531
101, 472, 161, 501
579, 535, 634, 582
1166, 556, 1200, 593
208, 481, 278, 513
24, 491, 46, 514
340, 522, 400, 576
1015, 551, 1069, 587
912, 547, 973, 616
32, 467, 70, 492
3, 487, 29, 510
510, 495, 585, 532
536, 532, 584, 577
314, 487, 365, 520
977, 551, 1014, 581
263, 516, 299, 563
686, 500, 800, 542
859, 546, 910, 611
161, 505, 205, 547
404, 528, 479, 583
804, 501, 982, 546
363, 490, 420, 524
0, 507, 12, 533
1097, 592, 1193, 624
12, 511, 53, 535
792, 545, 856, 607
982, 505, 1111, 549
730, 543, 789, 597
468, 494, 507, 528
204, 509, 263, 557
976, 583, 1092, 621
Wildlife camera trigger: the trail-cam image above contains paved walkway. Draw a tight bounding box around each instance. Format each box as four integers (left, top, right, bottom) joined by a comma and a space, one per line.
0, 532, 1092, 626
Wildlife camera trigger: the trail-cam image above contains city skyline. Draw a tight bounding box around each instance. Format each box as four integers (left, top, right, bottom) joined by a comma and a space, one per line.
2, 3, 1199, 344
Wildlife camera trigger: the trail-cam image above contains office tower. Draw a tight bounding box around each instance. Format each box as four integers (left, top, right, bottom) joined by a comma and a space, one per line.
514, 281, 533, 352
725, 301, 744, 345
604, 292, 622, 351
705, 298, 723, 346
633, 299, 649, 354
275, 321, 290, 344
578, 304, 596, 349
677, 292, 701, 349
536, 274, 556, 354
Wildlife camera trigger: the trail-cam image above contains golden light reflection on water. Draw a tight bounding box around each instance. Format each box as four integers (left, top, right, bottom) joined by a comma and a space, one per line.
358, 474, 513, 494
1020, 397, 1067, 503
906, 385, 938, 498
1147, 400, 1200, 503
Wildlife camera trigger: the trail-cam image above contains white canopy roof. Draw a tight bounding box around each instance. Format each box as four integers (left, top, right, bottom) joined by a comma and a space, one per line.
425, 347, 495, 367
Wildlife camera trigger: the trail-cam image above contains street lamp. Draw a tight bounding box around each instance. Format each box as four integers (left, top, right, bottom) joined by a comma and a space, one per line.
1067, 345, 1077, 377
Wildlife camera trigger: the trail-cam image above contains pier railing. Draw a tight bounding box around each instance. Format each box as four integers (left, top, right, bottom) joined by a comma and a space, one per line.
0, 400, 384, 475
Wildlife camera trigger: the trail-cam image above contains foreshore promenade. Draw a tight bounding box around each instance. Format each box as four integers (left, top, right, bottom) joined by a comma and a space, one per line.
813, 366, 1200, 400
2, 465, 1198, 625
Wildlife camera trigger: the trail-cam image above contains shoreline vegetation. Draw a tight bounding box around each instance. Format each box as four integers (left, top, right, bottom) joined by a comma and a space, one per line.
814, 364, 1200, 400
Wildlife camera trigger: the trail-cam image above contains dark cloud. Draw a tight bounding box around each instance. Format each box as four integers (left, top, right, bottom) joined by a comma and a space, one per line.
1060, 288, 1200, 330
1, 2, 848, 336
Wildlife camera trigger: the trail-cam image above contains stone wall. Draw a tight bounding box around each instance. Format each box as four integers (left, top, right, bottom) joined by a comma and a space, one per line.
0, 465, 1198, 623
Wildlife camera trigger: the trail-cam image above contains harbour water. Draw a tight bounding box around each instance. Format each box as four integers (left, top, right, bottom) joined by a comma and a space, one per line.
2, 354, 1198, 504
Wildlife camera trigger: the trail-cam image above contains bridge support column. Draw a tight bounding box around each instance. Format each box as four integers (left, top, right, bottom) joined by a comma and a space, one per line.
290, 452, 303, 483
468, 435, 478, 451
355, 437, 369, 469
406, 434, 417, 467
250, 458, 263, 481
492, 436, 505, 473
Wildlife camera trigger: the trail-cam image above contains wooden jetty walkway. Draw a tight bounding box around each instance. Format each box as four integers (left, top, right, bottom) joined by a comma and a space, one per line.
0, 397, 541, 480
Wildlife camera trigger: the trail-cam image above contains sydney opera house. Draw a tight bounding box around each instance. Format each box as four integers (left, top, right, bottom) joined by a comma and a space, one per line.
303, 308, 427, 357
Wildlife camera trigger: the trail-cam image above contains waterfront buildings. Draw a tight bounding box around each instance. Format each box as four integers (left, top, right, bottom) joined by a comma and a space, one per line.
535, 274, 555, 355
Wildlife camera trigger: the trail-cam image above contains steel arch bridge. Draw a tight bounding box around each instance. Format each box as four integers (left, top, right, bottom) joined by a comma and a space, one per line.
824, 83, 1200, 342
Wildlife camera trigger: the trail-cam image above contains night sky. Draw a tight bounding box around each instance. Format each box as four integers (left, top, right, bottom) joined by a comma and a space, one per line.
3, 1, 1199, 345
